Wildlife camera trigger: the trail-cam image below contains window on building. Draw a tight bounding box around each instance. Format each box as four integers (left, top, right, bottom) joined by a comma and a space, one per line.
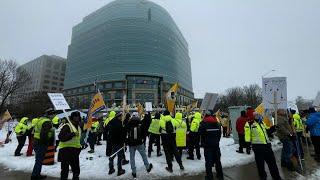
61, 65, 66, 71
54, 63, 60, 69
52, 82, 58, 85
105, 83, 112, 89
46, 61, 52, 68
44, 80, 50, 84
43, 86, 49, 90
52, 87, 57, 91
44, 75, 50, 78
60, 83, 64, 86
114, 82, 123, 88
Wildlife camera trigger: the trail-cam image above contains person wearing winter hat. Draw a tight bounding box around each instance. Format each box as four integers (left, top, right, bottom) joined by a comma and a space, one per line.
126, 112, 153, 178
58, 111, 82, 180
108, 112, 127, 176
160, 110, 184, 173
245, 112, 282, 180
148, 112, 162, 157
199, 111, 224, 180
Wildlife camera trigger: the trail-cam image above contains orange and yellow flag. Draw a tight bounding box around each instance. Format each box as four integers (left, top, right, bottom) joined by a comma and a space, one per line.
86, 92, 106, 129
166, 83, 179, 114
255, 103, 272, 127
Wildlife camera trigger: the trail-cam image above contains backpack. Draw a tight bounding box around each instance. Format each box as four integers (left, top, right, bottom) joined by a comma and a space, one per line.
129, 124, 142, 141
165, 121, 174, 134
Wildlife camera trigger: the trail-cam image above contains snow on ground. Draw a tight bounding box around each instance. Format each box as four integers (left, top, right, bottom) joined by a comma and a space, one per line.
0, 128, 282, 180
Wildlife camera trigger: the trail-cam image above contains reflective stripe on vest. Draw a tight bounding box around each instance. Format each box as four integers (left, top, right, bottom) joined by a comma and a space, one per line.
58, 123, 81, 149
34, 118, 51, 140
250, 122, 270, 144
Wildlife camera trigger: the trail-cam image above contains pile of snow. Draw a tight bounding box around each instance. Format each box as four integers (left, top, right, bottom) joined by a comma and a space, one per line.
0, 128, 281, 179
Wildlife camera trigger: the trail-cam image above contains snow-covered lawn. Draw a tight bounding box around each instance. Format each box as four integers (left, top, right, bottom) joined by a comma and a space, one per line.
0, 129, 281, 179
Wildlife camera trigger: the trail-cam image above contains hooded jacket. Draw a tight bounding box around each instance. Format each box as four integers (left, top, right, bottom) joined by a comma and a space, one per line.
126, 116, 144, 146
236, 116, 247, 135
190, 112, 201, 132
306, 112, 320, 136
199, 115, 221, 148
175, 112, 187, 147
104, 111, 116, 127
276, 115, 294, 140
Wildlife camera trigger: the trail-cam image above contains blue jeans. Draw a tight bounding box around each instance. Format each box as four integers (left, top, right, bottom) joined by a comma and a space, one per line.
280, 139, 293, 168
32, 140, 48, 177
129, 144, 150, 174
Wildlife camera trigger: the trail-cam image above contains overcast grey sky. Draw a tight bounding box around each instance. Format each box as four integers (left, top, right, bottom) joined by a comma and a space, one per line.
1, 0, 319, 100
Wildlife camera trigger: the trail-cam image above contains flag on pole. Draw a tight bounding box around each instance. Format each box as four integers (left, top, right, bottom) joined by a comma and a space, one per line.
1, 110, 12, 122
186, 100, 198, 113
255, 103, 272, 127
215, 109, 222, 122
166, 83, 179, 114
0, 110, 12, 130
86, 92, 107, 129
136, 103, 144, 117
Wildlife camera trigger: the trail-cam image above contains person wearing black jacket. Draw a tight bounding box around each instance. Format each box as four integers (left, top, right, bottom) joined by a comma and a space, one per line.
58, 111, 82, 180
141, 112, 152, 145
199, 111, 224, 180
126, 112, 153, 179
108, 112, 127, 176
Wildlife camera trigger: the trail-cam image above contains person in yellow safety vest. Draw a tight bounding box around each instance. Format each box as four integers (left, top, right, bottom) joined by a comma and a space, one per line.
88, 121, 99, 153
14, 117, 29, 156
245, 112, 282, 180
293, 112, 305, 159
104, 111, 116, 156
148, 112, 162, 157
26, 118, 39, 156
174, 112, 187, 158
159, 110, 184, 172
187, 112, 202, 160
58, 111, 82, 180
31, 115, 54, 180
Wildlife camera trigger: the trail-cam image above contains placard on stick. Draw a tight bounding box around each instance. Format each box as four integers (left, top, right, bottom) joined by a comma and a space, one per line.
47, 93, 70, 110
145, 102, 153, 112
200, 93, 218, 111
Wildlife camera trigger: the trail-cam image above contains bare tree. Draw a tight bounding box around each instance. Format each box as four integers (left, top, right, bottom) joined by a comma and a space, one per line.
295, 96, 313, 110
0, 59, 30, 113
243, 84, 262, 108
213, 84, 262, 112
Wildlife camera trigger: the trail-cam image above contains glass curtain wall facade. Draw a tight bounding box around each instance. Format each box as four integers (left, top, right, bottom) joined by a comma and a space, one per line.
63, 0, 194, 108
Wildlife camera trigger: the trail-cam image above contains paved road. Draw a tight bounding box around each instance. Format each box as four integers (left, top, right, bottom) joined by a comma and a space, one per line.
1, 147, 318, 180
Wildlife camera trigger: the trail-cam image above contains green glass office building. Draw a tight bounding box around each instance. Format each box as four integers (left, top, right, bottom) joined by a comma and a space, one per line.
64, 0, 194, 108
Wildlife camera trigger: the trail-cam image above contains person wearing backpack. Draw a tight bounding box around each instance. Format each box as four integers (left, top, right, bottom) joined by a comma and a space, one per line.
187, 112, 202, 160
126, 112, 153, 179
174, 112, 187, 157
148, 112, 162, 157
160, 110, 184, 173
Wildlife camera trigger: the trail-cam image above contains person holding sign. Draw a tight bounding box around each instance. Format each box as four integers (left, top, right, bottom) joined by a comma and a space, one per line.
58, 111, 82, 180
